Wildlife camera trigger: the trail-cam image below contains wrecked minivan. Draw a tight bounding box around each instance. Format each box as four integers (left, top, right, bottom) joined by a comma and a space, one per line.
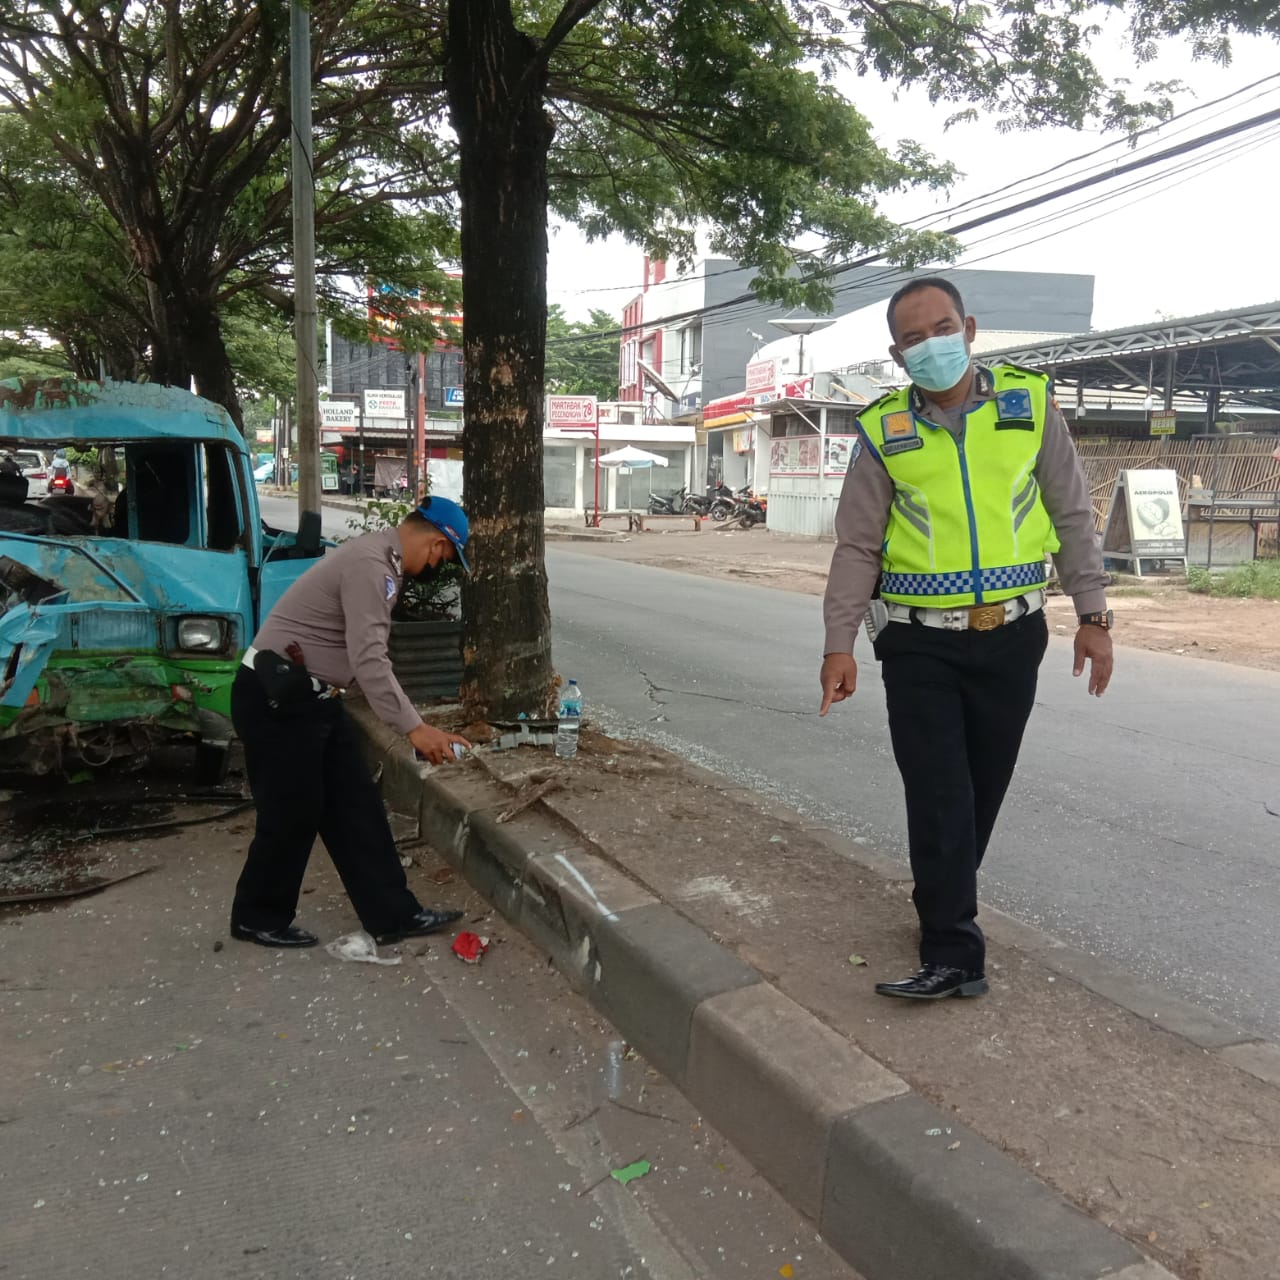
0, 379, 323, 780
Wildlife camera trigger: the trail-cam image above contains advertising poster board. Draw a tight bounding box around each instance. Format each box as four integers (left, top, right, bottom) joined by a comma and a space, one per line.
1101, 469, 1187, 575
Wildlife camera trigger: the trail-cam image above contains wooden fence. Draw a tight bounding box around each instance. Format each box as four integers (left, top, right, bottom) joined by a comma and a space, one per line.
1075, 436, 1280, 544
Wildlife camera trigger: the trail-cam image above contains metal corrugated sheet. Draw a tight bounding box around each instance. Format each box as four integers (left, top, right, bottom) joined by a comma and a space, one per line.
388, 621, 463, 702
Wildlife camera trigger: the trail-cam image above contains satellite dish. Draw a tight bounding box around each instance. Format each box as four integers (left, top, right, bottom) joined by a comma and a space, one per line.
637, 358, 679, 402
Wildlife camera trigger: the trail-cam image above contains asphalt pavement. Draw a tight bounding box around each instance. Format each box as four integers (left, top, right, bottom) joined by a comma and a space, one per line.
546, 547, 1280, 1041
258, 493, 354, 540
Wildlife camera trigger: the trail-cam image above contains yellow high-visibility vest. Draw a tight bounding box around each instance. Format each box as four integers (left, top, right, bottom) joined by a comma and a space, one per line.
857, 364, 1060, 608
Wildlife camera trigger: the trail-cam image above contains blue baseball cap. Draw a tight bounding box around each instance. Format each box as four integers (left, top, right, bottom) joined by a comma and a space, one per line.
417, 495, 471, 572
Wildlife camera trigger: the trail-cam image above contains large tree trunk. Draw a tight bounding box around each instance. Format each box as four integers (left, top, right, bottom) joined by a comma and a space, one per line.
447, 0, 556, 721
144, 273, 245, 429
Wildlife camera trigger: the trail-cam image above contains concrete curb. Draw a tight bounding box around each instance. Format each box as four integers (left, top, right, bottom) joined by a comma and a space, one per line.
349, 702, 1177, 1280
545, 529, 628, 543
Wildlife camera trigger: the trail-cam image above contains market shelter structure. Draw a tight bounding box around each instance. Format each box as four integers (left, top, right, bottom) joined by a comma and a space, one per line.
984, 301, 1280, 432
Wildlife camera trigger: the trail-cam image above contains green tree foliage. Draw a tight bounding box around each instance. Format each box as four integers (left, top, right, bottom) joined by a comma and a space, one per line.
545, 306, 619, 399
0, 0, 460, 426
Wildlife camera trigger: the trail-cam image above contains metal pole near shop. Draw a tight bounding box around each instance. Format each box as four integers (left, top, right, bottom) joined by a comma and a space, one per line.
289, 0, 321, 519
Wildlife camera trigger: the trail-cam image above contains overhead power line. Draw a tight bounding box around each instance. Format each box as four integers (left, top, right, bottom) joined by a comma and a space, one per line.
546, 103, 1280, 347
550, 71, 1280, 303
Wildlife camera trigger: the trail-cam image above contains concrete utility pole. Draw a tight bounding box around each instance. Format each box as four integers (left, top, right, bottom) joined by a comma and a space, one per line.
290, 0, 321, 519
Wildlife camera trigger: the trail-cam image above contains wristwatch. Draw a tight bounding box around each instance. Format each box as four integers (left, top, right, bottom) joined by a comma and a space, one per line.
1078, 609, 1114, 630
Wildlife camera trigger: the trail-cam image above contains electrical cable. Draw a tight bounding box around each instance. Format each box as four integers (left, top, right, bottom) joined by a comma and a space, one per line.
546, 103, 1280, 346
547, 72, 1280, 302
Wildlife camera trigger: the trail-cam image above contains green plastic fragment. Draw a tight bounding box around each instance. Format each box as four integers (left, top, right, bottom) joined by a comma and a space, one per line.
610, 1159, 651, 1186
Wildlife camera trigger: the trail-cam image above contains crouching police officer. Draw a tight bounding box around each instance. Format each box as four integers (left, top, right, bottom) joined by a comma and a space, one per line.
820, 277, 1113, 999
229, 495, 473, 949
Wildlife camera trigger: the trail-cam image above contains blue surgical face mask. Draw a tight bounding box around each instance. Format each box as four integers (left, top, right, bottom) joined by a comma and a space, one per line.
900, 331, 971, 393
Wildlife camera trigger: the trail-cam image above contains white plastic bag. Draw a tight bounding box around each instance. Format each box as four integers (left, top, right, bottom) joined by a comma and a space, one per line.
325, 931, 402, 965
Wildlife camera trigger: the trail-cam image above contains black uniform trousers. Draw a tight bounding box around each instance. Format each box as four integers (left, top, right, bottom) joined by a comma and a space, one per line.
874, 610, 1048, 972
229, 667, 421, 935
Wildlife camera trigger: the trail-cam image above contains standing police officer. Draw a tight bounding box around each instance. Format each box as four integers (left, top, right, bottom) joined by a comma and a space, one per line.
820, 277, 1113, 1000
229, 496, 473, 950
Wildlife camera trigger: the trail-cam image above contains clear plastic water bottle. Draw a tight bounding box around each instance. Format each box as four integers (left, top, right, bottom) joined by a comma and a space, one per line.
555, 679, 583, 759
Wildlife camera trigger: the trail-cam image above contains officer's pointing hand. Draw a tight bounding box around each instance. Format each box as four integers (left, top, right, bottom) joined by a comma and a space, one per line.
819, 653, 858, 716
1072, 626, 1114, 697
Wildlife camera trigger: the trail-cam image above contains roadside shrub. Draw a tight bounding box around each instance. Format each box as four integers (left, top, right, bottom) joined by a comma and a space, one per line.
1186, 566, 1212, 594
1185, 560, 1280, 600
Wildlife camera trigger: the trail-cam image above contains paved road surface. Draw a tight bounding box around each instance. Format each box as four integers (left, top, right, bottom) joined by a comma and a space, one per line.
547, 548, 1280, 1041
258, 493, 353, 541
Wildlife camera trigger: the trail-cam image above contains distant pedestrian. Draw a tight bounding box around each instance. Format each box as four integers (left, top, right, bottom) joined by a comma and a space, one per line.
820, 277, 1113, 1000
229, 495, 474, 950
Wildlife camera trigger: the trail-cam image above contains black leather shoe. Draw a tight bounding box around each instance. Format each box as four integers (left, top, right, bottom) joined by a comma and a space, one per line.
874, 964, 989, 1000
373, 907, 464, 945
230, 923, 319, 948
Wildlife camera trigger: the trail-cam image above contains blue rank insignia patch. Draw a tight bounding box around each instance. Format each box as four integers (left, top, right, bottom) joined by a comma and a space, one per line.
385, 574, 397, 600
995, 389, 1033, 422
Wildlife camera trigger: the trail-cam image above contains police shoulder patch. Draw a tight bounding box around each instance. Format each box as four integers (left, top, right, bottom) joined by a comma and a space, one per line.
995, 388, 1033, 420
384, 574, 398, 601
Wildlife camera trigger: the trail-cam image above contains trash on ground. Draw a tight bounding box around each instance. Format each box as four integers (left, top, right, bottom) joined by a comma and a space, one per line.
451, 931, 490, 964
947, 1141, 961, 1150
325, 931, 402, 965
610, 1158, 652, 1186
848, 954, 867, 966
497, 777, 563, 823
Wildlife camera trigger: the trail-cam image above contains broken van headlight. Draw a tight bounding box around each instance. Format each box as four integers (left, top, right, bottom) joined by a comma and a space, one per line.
174, 616, 229, 652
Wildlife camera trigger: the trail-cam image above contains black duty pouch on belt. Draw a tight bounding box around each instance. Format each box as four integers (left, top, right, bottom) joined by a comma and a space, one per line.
253, 649, 316, 714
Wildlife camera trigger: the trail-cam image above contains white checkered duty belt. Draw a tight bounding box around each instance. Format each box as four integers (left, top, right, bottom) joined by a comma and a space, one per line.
883, 588, 1046, 632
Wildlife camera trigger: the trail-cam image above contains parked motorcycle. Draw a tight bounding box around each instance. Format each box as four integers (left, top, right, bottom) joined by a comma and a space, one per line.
720, 486, 767, 529
647, 491, 680, 515
707, 480, 736, 522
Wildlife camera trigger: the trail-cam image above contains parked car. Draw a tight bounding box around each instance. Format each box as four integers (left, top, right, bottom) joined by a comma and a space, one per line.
253, 459, 275, 483
12, 448, 51, 496
0, 379, 326, 781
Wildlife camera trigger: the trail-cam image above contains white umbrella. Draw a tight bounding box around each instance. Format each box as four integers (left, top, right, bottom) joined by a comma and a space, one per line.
597, 446, 669, 513
597, 445, 670, 467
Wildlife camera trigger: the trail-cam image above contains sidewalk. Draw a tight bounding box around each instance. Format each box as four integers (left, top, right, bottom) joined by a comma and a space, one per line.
0, 776, 856, 1280
353, 703, 1280, 1280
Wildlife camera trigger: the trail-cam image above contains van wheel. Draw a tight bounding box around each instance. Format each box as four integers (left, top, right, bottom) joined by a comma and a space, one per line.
194, 741, 230, 786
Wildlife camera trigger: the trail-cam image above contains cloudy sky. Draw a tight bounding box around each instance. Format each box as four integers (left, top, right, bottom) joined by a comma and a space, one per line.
547, 25, 1280, 333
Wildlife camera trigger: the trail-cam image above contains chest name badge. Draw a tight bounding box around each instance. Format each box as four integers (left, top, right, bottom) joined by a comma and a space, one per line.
994, 388, 1035, 429
881, 410, 923, 455
384, 574, 398, 601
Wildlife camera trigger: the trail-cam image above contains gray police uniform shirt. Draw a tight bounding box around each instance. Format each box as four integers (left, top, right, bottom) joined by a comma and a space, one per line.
253, 527, 422, 734
823, 365, 1109, 655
